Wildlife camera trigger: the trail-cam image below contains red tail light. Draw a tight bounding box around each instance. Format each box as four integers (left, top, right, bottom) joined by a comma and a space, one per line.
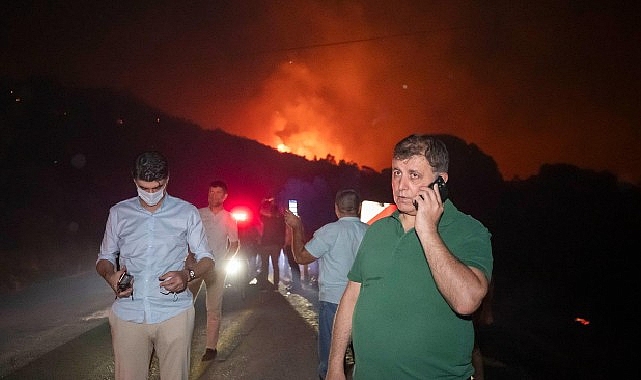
231, 206, 252, 224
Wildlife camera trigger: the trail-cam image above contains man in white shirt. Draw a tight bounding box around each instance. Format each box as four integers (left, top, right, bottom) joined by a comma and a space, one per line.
187, 180, 239, 361
96, 151, 214, 380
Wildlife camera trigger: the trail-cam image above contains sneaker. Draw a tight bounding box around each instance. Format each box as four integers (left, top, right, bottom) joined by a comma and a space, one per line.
201, 348, 218, 361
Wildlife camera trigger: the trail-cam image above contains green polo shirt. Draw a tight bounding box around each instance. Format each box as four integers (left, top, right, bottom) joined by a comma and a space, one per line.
348, 201, 493, 379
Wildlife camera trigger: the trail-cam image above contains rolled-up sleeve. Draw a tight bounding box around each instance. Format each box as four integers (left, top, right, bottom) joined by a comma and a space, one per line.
188, 207, 215, 263
97, 207, 119, 266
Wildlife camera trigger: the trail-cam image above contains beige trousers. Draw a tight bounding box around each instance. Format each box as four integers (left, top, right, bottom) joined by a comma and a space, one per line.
109, 307, 194, 380
188, 263, 225, 349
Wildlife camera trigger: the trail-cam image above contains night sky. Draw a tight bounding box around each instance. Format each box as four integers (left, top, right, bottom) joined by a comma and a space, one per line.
3, 0, 639, 183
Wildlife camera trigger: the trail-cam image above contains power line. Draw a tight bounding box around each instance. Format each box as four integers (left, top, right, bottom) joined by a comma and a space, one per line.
241, 26, 469, 57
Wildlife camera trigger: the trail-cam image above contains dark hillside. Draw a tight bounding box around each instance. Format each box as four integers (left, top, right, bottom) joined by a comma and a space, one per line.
1, 78, 400, 291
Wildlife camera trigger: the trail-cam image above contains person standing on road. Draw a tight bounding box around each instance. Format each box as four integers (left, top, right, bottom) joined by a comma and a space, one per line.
257, 198, 286, 291
326, 134, 493, 380
284, 189, 369, 380
239, 216, 262, 283
283, 223, 302, 291
186, 180, 239, 362
96, 151, 214, 380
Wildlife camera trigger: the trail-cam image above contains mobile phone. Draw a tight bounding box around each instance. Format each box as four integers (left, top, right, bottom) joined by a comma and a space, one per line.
429, 176, 448, 202
118, 272, 133, 291
288, 199, 298, 216
413, 176, 449, 210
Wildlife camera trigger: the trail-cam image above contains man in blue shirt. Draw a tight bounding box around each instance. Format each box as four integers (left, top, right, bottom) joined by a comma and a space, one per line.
284, 189, 369, 380
96, 151, 214, 380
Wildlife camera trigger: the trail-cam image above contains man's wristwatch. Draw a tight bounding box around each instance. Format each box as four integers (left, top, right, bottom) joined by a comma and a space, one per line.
187, 269, 196, 282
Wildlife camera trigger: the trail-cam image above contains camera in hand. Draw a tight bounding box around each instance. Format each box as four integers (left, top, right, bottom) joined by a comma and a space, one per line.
118, 272, 133, 291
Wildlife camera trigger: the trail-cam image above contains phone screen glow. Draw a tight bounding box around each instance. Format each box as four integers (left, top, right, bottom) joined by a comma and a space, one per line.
288, 199, 298, 216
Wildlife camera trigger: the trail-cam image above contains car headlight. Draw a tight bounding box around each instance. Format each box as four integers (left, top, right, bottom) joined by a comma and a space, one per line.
225, 258, 242, 275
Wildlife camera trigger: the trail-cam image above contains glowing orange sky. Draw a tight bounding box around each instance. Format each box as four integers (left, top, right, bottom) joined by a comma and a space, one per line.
3, 1, 640, 183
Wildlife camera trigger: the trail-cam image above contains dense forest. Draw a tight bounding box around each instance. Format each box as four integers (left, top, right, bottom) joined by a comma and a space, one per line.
1, 78, 639, 377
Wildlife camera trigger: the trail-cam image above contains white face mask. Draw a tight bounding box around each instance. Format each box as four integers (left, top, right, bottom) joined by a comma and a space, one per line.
137, 184, 166, 206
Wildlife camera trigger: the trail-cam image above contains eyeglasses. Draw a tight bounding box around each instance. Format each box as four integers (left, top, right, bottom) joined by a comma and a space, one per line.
160, 285, 178, 301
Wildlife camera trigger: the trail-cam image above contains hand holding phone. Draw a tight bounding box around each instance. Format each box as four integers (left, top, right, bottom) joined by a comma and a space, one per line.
429, 176, 448, 202
117, 272, 133, 291
413, 176, 448, 210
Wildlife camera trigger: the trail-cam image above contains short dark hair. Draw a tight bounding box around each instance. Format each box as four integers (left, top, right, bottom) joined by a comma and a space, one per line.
209, 180, 228, 193
132, 151, 169, 181
393, 134, 449, 172
260, 197, 279, 215
335, 189, 361, 214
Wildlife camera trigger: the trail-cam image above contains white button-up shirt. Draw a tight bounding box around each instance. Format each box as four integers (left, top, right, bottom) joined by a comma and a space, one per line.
97, 194, 214, 323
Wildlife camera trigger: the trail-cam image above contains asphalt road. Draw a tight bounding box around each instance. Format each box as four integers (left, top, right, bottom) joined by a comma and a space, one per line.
1, 265, 577, 380
0, 271, 114, 378
0, 269, 323, 380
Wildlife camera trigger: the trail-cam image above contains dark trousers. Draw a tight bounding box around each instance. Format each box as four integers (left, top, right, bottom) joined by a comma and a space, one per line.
284, 245, 301, 286
258, 244, 282, 288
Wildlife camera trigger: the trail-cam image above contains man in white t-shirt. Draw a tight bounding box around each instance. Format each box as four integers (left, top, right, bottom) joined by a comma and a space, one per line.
187, 180, 239, 361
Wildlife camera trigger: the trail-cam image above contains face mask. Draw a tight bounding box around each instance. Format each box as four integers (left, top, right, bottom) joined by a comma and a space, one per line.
137, 184, 166, 206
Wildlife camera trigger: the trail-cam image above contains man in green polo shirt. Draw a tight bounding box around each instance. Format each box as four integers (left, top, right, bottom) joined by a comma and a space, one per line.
326, 134, 493, 380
